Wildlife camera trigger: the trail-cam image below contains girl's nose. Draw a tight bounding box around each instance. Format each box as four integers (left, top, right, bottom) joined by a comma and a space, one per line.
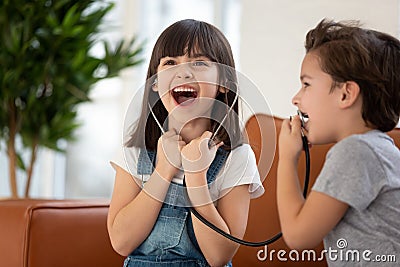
175, 64, 193, 79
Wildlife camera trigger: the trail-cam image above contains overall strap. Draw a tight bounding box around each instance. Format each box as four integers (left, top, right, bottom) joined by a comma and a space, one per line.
206, 148, 229, 183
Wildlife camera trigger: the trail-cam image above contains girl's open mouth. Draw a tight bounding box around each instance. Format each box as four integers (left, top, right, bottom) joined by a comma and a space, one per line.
171, 86, 198, 106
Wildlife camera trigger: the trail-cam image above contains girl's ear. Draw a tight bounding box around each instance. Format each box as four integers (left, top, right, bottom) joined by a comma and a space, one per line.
339, 81, 360, 109
152, 78, 158, 92
219, 86, 227, 93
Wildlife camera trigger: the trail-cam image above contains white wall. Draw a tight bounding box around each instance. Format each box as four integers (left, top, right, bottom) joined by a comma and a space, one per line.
64, 0, 141, 198
3, 0, 399, 199
240, 0, 400, 119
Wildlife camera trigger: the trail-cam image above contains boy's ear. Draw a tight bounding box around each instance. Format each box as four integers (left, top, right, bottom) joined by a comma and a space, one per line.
339, 81, 360, 108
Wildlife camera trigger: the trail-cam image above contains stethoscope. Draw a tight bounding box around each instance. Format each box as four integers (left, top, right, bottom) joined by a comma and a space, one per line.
148, 91, 310, 247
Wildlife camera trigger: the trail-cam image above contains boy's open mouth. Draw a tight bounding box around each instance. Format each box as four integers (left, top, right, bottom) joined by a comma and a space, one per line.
171, 86, 198, 105
297, 110, 309, 128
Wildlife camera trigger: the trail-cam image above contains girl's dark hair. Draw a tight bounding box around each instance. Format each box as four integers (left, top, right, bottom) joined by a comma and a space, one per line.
126, 19, 241, 150
305, 19, 400, 132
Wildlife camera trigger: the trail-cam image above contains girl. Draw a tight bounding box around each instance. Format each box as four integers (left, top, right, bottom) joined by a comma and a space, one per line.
108, 19, 264, 267
277, 19, 400, 266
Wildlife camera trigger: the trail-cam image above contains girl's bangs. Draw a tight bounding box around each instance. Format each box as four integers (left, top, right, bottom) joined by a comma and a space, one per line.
157, 25, 217, 62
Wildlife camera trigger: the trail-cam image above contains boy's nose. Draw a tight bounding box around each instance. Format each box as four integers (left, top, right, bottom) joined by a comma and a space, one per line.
292, 92, 300, 106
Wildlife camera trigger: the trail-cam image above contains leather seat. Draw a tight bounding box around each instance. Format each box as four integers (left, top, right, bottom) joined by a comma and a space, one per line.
0, 199, 124, 267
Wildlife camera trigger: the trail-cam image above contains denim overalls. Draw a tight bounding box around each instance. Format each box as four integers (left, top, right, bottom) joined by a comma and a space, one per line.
123, 148, 233, 267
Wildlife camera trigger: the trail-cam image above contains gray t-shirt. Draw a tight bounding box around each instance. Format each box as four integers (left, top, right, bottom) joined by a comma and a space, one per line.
313, 130, 400, 266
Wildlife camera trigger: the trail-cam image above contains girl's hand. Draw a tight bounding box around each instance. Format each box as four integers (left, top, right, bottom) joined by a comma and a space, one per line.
181, 131, 223, 174
155, 130, 186, 180
278, 115, 306, 163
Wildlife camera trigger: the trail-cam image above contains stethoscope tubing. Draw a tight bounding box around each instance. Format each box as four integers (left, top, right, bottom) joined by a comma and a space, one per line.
184, 134, 310, 247
148, 91, 311, 247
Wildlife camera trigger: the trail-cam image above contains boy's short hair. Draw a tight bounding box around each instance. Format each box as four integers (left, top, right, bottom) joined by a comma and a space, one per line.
305, 19, 400, 132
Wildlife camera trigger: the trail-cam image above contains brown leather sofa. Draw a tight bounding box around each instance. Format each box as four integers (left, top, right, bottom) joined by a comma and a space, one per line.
0, 199, 124, 267
0, 114, 398, 267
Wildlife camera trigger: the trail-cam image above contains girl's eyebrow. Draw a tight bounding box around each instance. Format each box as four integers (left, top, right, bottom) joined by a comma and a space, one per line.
190, 53, 210, 59
161, 55, 209, 60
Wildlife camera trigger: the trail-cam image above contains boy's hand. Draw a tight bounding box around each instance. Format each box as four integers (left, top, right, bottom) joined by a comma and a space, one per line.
181, 131, 223, 174
279, 115, 306, 162
156, 130, 186, 180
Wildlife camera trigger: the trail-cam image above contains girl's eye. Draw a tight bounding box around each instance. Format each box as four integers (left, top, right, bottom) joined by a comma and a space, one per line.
163, 60, 176, 66
303, 82, 310, 88
192, 61, 209, 67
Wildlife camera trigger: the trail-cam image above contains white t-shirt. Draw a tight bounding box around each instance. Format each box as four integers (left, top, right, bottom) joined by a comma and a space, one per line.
112, 143, 264, 202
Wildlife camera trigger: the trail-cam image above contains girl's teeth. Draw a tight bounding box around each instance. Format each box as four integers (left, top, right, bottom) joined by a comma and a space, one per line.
171, 87, 198, 105
173, 87, 196, 92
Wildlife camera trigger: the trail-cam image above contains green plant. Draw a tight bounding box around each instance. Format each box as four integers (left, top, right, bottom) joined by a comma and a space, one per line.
0, 0, 143, 198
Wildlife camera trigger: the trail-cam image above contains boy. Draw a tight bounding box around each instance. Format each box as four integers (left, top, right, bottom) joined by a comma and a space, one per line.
277, 19, 400, 266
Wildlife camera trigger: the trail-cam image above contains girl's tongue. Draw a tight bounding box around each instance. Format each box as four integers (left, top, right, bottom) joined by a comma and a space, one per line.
172, 88, 198, 105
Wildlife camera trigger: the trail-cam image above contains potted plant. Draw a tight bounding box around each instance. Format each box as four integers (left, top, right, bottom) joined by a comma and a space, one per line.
0, 0, 143, 198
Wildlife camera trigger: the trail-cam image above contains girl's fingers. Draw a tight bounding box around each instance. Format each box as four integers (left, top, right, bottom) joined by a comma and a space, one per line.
161, 130, 174, 139
215, 141, 224, 149
201, 131, 212, 139
178, 140, 186, 148
171, 135, 182, 141
163, 129, 184, 141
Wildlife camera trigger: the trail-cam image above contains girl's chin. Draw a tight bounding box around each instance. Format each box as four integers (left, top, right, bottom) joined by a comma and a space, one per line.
168, 110, 212, 125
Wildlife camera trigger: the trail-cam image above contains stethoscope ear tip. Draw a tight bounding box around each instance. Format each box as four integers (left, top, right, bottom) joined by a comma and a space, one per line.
297, 110, 307, 128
